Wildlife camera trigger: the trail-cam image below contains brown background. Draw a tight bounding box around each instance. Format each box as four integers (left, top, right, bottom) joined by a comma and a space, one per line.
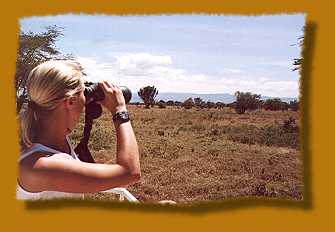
0, 0, 333, 230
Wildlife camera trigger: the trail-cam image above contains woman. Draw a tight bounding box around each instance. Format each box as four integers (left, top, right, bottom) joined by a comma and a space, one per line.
17, 60, 141, 200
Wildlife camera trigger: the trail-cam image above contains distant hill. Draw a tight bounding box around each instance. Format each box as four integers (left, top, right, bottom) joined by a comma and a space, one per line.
130, 92, 297, 104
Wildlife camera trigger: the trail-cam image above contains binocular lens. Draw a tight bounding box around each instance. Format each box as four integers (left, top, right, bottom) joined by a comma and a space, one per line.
84, 83, 132, 105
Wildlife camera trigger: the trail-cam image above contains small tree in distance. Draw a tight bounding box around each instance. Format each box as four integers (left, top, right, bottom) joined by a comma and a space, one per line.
206, 101, 216, 109
234, 91, 261, 114
289, 100, 299, 111
157, 100, 166, 108
194, 97, 203, 108
138, 86, 158, 109
263, 98, 290, 111
215, 102, 225, 109
182, 97, 194, 109
166, 100, 174, 106
264, 98, 284, 111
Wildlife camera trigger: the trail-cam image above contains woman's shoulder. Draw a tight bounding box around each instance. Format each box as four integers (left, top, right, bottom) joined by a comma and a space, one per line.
19, 136, 78, 163
19, 150, 74, 171
20, 144, 53, 162
18, 151, 79, 194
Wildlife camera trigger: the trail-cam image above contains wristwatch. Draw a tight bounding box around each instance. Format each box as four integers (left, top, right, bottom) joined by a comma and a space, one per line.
112, 110, 130, 124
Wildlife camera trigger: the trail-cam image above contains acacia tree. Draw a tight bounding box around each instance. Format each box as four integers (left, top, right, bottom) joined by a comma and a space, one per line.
291, 28, 304, 72
137, 86, 159, 108
234, 91, 261, 114
264, 98, 290, 111
264, 98, 283, 111
15, 25, 72, 113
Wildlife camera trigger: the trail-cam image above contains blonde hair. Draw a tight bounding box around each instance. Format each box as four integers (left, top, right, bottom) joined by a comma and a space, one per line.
19, 60, 85, 150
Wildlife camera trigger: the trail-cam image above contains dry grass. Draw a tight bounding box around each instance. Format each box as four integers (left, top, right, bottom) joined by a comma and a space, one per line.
69, 105, 303, 204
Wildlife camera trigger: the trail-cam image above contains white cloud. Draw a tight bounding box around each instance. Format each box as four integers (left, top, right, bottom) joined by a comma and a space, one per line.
76, 54, 298, 97
217, 77, 299, 97
116, 53, 172, 70
76, 56, 118, 82
76, 53, 208, 91
222, 68, 242, 73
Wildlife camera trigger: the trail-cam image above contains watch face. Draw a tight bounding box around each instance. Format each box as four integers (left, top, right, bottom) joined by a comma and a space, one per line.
120, 112, 128, 120
113, 111, 129, 123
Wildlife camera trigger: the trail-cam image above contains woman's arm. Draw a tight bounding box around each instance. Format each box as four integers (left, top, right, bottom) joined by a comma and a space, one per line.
114, 120, 141, 180
19, 147, 140, 193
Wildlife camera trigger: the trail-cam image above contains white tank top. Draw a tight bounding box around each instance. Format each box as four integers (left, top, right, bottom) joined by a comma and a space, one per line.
17, 136, 84, 200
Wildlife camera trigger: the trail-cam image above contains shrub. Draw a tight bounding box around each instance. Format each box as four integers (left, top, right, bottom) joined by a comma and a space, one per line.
222, 123, 299, 149
166, 100, 175, 106
194, 97, 204, 108
289, 100, 299, 111
215, 102, 225, 109
182, 97, 194, 109
206, 101, 216, 109
157, 100, 166, 108
263, 98, 289, 111
283, 117, 299, 133
174, 101, 182, 106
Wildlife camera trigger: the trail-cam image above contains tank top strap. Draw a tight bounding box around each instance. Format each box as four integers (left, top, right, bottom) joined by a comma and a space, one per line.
65, 135, 79, 160
19, 136, 78, 162
18, 144, 61, 163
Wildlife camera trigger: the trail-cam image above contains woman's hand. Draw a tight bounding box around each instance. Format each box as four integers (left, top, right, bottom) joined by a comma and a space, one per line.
98, 81, 127, 115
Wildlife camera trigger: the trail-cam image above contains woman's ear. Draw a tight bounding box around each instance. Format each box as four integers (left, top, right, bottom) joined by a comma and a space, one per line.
64, 97, 75, 109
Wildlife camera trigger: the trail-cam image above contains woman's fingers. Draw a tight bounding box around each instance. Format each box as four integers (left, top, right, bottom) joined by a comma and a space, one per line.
97, 81, 125, 114
100, 81, 120, 93
99, 80, 116, 93
109, 82, 121, 93
99, 81, 109, 95
104, 81, 112, 89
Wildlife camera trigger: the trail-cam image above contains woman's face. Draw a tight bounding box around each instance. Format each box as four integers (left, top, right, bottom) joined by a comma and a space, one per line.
67, 89, 86, 133
76, 90, 86, 114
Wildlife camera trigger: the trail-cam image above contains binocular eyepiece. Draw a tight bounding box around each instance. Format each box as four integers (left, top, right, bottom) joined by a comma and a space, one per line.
84, 82, 132, 105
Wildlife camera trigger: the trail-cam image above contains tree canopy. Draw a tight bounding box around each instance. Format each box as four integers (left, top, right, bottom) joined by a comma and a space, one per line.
234, 91, 261, 114
137, 86, 159, 108
15, 25, 72, 113
291, 31, 304, 72
264, 98, 284, 111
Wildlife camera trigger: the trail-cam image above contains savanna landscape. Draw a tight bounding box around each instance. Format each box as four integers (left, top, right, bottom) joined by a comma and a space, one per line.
16, 16, 304, 204
70, 103, 302, 203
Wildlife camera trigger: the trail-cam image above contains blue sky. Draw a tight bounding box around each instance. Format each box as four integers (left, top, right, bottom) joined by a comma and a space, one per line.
20, 14, 305, 97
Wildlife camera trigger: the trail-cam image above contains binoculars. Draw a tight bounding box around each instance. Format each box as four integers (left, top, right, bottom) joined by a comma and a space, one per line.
84, 82, 132, 105
76, 82, 132, 163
